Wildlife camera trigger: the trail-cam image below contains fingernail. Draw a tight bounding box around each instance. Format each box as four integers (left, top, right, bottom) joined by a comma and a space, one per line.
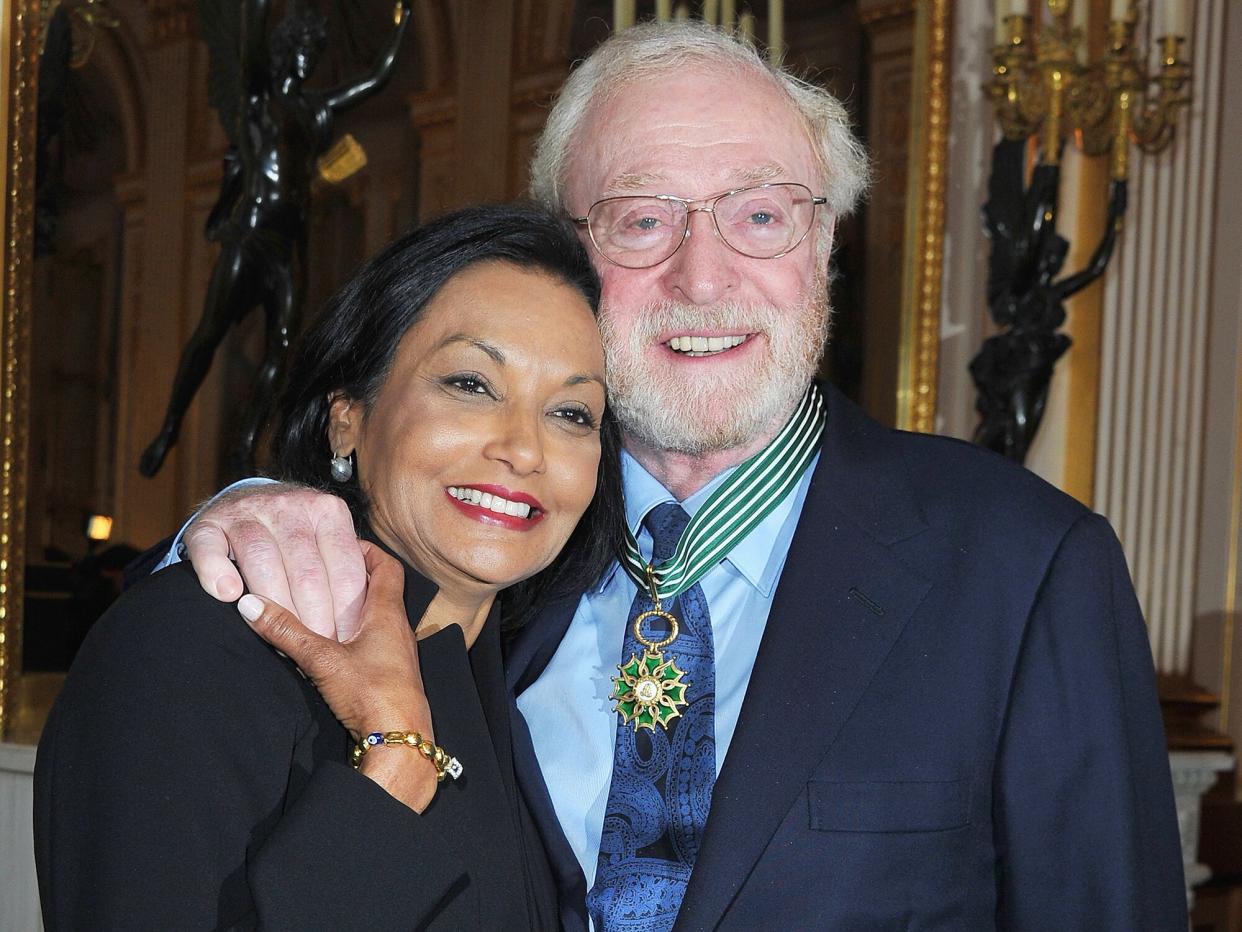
237, 594, 263, 622
217, 576, 242, 600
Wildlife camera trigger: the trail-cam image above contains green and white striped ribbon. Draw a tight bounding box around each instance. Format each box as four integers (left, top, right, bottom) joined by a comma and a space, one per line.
621, 383, 826, 603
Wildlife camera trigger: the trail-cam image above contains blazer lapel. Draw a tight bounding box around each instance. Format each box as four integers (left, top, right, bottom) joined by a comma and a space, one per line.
676, 388, 934, 930
470, 609, 516, 791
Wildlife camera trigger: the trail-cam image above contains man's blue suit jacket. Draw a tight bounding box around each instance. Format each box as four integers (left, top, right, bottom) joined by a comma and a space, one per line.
506, 385, 1187, 931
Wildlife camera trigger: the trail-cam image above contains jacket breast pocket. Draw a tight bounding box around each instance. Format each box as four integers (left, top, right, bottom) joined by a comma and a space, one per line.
807, 779, 970, 833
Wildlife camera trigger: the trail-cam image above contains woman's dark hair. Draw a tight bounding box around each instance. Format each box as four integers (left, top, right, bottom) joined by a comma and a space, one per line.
270, 202, 623, 630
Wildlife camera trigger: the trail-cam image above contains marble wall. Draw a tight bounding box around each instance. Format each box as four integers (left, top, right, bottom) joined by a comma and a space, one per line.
0, 744, 41, 932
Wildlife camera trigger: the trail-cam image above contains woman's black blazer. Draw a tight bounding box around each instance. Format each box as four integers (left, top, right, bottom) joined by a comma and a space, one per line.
34, 559, 559, 930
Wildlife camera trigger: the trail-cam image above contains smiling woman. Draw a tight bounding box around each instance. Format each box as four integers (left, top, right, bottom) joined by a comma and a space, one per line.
325, 261, 608, 627
33, 203, 625, 930
268, 206, 624, 631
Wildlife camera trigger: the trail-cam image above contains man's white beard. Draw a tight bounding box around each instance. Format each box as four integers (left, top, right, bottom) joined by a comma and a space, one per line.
599, 282, 830, 456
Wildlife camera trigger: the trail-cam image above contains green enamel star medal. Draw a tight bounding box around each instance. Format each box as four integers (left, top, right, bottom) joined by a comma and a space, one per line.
611, 564, 690, 732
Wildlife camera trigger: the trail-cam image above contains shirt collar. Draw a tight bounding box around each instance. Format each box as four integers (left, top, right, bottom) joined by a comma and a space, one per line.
594, 448, 810, 597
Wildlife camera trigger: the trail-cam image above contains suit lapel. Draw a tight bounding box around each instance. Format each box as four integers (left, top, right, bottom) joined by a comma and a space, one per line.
676, 388, 934, 930
506, 590, 582, 695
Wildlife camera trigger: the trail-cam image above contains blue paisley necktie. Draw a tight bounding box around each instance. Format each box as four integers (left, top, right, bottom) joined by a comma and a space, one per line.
587, 502, 716, 932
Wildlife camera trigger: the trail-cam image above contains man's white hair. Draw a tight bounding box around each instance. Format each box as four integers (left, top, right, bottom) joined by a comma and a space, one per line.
529, 20, 871, 221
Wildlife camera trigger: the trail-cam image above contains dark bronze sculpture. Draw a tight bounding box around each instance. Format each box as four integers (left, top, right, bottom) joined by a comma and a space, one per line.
139, 0, 412, 478
970, 138, 1126, 464
35, 6, 72, 258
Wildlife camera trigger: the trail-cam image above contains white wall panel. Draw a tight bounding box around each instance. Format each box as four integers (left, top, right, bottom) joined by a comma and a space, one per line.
1095, 0, 1226, 674
0, 744, 42, 932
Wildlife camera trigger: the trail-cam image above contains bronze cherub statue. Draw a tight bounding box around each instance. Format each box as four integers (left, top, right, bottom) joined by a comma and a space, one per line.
140, 0, 412, 478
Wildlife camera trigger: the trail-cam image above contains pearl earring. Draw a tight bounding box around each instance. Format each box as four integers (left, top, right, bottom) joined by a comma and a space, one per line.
330, 452, 354, 483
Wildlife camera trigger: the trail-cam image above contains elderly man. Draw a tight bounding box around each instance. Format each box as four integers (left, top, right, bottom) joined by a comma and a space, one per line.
166, 21, 1185, 931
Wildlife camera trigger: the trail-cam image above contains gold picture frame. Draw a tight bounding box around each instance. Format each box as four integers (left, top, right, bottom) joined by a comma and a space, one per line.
0, 0, 38, 744
0, 0, 953, 743
898, 0, 950, 433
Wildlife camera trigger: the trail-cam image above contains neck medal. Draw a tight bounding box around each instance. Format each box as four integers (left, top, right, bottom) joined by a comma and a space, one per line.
608, 386, 828, 733
611, 564, 690, 732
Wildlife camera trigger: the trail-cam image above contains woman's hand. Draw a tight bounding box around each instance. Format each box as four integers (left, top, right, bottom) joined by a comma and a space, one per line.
237, 542, 438, 811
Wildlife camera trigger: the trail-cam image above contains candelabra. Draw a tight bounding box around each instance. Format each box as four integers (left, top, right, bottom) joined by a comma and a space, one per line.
989, 0, 1191, 179
971, 0, 1192, 464
613, 1, 784, 65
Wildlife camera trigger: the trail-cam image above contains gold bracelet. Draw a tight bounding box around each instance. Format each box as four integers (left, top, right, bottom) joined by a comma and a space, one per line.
350, 731, 463, 782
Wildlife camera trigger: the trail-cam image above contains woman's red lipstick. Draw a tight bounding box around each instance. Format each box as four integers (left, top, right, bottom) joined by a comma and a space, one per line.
446, 484, 546, 531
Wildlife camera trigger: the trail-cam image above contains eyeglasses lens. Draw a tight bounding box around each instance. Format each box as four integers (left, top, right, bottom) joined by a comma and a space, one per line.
588, 198, 686, 269
715, 185, 811, 258
587, 184, 815, 269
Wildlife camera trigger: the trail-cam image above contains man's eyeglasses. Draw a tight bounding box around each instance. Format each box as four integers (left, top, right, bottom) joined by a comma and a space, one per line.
571, 182, 827, 270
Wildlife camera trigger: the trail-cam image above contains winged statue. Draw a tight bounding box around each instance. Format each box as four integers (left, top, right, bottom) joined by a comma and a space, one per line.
970, 137, 1126, 464
140, 0, 412, 478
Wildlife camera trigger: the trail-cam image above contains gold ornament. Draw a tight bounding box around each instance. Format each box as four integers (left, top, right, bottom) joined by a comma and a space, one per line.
610, 566, 691, 732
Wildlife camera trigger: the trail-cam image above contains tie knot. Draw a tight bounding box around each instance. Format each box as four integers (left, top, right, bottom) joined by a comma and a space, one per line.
644, 502, 691, 563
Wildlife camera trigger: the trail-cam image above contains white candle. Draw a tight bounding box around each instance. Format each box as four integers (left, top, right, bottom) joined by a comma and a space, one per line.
768, 0, 783, 62
995, 0, 1011, 45
722, 0, 736, 32
613, 0, 630, 30
704, 0, 718, 26
1071, 0, 1087, 32
1111, 0, 1130, 21
1162, 0, 1187, 37
739, 9, 755, 43
674, 2, 689, 22
1069, 0, 1087, 61
655, 0, 671, 22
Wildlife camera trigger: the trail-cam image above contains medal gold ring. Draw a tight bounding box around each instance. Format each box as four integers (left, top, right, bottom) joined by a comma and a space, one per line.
611, 565, 691, 732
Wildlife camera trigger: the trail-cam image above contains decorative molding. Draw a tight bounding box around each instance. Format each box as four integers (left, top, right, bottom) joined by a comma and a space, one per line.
1169, 751, 1234, 911
1220, 320, 1242, 732
857, 15, 912, 425
0, 0, 37, 741
896, 0, 951, 433
1057, 144, 1113, 507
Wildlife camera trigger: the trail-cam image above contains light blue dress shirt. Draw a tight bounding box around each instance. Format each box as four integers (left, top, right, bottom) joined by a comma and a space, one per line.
516, 448, 819, 890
